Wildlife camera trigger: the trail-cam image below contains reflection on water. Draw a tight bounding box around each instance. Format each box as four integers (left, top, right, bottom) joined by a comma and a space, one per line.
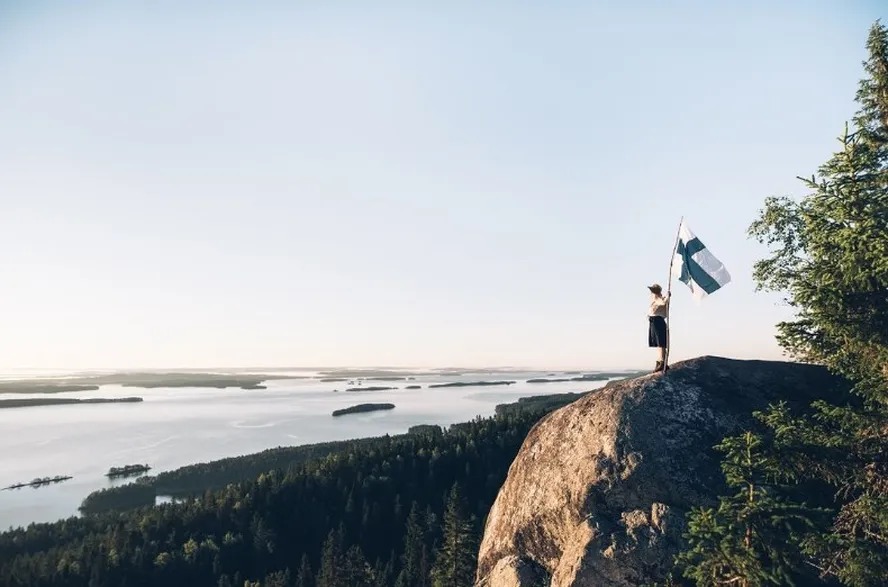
0, 372, 615, 530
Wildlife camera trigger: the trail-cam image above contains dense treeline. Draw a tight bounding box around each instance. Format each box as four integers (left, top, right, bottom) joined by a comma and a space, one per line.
79, 392, 590, 517
494, 392, 584, 417
0, 405, 560, 587
79, 439, 377, 514
79, 481, 157, 515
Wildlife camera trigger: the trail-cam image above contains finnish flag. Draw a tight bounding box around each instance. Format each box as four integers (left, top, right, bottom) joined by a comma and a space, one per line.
671, 220, 731, 300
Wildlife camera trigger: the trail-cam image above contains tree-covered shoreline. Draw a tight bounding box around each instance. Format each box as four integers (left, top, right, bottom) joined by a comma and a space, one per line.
0, 391, 581, 587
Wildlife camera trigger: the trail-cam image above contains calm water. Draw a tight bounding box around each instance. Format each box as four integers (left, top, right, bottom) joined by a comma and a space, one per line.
0, 371, 615, 530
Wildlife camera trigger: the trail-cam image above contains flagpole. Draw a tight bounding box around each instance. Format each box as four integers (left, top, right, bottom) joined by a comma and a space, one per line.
663, 216, 684, 372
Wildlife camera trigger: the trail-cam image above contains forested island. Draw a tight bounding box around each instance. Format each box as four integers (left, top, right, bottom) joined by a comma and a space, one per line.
106, 465, 152, 478
0, 397, 143, 409
344, 386, 396, 392
428, 380, 515, 388
3, 476, 72, 490
331, 403, 395, 417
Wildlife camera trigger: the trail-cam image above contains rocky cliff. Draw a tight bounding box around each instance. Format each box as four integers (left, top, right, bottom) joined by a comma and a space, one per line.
475, 356, 845, 586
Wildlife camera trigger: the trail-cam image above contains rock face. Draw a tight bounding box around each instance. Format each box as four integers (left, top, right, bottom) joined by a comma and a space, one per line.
475, 356, 845, 587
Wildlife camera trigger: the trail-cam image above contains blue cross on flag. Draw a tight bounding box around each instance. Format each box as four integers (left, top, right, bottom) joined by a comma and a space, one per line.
671, 220, 731, 300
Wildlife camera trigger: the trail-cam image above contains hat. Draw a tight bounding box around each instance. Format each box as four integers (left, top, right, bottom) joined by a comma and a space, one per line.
647, 283, 662, 293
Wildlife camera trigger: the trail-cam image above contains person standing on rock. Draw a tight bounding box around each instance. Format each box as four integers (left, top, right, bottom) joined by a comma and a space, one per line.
647, 284, 670, 372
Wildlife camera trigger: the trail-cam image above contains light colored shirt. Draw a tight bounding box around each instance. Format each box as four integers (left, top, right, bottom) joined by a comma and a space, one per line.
648, 294, 670, 317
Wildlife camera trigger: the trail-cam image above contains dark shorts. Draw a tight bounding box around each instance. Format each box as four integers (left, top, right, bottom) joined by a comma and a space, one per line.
648, 316, 668, 348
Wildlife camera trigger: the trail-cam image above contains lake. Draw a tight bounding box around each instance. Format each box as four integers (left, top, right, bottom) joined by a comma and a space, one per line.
0, 370, 618, 530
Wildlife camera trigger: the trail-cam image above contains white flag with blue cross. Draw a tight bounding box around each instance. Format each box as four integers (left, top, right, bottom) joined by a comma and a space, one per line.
671, 220, 731, 300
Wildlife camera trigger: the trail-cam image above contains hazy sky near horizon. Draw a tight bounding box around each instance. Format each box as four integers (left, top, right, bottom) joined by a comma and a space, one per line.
0, 1, 883, 370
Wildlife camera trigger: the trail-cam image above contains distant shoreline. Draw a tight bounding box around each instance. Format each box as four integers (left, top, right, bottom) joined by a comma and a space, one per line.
0, 369, 647, 395
0, 373, 294, 393
0, 397, 143, 409
0, 384, 100, 394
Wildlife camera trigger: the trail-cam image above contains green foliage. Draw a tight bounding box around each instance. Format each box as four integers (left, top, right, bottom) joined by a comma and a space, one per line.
743, 20, 888, 586
294, 554, 312, 587
677, 432, 826, 587
396, 503, 431, 587
494, 392, 583, 418
316, 527, 345, 587
748, 22, 888, 401
430, 484, 478, 587
79, 479, 157, 514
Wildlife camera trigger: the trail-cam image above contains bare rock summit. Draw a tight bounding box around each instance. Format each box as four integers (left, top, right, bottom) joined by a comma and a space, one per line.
475, 356, 844, 586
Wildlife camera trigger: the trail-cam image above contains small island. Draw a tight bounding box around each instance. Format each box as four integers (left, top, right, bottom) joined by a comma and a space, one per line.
3, 475, 73, 490
332, 403, 395, 417
428, 381, 515, 388
526, 377, 575, 383
0, 397, 143, 409
345, 386, 397, 392
106, 464, 152, 478
405, 385, 422, 390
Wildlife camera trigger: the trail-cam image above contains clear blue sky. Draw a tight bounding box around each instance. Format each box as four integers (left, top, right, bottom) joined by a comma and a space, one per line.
0, 1, 883, 370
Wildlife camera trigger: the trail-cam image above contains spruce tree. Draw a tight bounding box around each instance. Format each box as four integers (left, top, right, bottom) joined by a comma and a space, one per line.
745, 20, 888, 586
374, 556, 395, 587
342, 545, 375, 586
315, 528, 344, 587
396, 503, 428, 587
430, 484, 478, 587
264, 569, 292, 587
294, 554, 313, 587
677, 432, 825, 586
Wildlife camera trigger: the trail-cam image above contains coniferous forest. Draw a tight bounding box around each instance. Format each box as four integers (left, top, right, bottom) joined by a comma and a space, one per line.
0, 404, 557, 587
